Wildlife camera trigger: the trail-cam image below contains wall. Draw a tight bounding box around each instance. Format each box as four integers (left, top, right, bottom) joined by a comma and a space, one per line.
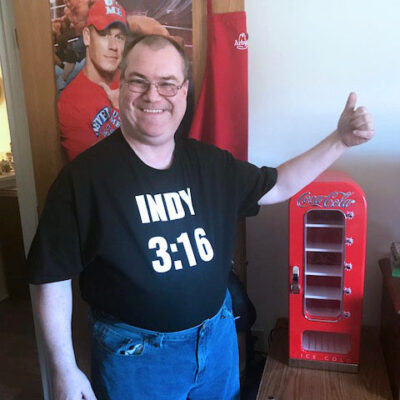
246, 0, 400, 335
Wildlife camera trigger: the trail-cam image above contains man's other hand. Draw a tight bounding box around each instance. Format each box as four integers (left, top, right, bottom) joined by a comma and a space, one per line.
99, 82, 120, 110
337, 92, 375, 147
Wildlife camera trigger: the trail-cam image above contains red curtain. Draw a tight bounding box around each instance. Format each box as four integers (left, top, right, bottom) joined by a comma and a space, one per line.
189, 0, 248, 162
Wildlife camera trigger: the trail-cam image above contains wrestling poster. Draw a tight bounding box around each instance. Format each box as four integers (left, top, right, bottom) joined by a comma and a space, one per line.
49, 0, 193, 161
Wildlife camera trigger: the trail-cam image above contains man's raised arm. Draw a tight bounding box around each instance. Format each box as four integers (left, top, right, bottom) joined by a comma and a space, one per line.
30, 280, 96, 400
259, 92, 375, 205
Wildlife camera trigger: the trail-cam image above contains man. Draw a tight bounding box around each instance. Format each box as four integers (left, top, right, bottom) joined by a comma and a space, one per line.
57, 0, 127, 161
28, 35, 374, 399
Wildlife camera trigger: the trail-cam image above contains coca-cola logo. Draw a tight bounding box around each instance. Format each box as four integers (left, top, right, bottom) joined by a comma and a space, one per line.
297, 191, 355, 208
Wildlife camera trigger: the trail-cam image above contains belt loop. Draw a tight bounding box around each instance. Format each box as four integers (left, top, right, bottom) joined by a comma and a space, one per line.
207, 0, 213, 16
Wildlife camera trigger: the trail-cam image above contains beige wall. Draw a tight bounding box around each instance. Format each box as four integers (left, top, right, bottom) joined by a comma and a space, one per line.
247, 0, 399, 336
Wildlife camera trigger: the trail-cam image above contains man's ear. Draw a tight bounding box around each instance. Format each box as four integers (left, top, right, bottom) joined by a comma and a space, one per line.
82, 26, 91, 46
182, 79, 189, 97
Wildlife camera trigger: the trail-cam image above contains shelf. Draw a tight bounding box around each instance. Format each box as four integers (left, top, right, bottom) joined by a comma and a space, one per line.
305, 301, 341, 318
306, 242, 343, 252
305, 285, 342, 300
306, 264, 343, 277
305, 223, 344, 229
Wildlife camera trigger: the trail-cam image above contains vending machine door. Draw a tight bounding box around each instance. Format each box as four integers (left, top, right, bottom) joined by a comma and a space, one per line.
288, 171, 367, 370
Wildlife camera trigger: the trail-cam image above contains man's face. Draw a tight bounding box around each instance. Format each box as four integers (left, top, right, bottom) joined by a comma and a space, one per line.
83, 26, 126, 75
119, 43, 188, 146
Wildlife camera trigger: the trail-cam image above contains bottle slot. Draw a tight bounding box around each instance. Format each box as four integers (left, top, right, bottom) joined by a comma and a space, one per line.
305, 286, 342, 300
305, 210, 345, 226
305, 276, 342, 300
305, 210, 346, 253
306, 252, 343, 275
306, 264, 342, 277
302, 330, 351, 354
306, 251, 342, 270
305, 299, 342, 318
306, 227, 344, 246
306, 251, 343, 266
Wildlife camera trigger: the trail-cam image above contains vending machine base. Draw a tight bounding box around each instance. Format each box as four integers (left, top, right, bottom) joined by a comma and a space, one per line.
256, 324, 393, 400
289, 358, 358, 373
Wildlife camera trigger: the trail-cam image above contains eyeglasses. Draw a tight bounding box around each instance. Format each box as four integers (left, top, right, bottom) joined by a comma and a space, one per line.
124, 77, 186, 97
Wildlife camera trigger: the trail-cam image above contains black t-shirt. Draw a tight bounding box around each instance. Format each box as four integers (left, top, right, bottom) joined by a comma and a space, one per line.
27, 130, 277, 331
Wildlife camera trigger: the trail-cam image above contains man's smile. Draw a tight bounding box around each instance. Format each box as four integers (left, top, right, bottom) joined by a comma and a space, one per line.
136, 105, 170, 114
141, 108, 164, 113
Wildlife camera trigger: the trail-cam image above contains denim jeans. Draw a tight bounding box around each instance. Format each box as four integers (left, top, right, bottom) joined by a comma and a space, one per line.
89, 292, 240, 400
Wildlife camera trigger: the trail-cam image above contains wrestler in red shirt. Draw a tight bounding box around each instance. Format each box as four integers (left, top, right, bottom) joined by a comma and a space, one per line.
57, 0, 127, 161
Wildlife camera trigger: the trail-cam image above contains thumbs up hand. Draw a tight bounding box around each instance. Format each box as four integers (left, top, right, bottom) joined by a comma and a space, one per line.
337, 92, 375, 147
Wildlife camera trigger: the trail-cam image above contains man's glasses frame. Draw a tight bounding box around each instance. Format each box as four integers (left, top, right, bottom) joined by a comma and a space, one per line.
124, 78, 186, 97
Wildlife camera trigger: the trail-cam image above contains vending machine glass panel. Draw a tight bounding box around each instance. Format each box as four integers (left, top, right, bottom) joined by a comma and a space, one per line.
304, 210, 345, 322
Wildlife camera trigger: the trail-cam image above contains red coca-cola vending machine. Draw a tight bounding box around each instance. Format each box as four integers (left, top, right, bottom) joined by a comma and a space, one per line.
288, 171, 366, 372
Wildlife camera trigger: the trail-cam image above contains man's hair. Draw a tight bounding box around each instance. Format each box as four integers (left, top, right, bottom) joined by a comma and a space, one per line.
119, 34, 189, 81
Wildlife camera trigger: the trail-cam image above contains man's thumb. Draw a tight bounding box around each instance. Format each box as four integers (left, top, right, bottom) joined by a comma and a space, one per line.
344, 92, 357, 111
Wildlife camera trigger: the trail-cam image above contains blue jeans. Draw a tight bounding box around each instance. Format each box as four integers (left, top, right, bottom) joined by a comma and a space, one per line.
89, 293, 240, 400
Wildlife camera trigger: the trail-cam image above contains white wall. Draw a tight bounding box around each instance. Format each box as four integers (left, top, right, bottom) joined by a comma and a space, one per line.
246, 0, 400, 336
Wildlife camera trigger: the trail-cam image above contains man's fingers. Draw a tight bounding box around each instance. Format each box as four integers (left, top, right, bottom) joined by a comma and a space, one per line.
82, 387, 97, 400
352, 130, 375, 140
353, 122, 373, 132
81, 378, 97, 400
353, 106, 368, 117
351, 114, 374, 129
344, 91, 357, 111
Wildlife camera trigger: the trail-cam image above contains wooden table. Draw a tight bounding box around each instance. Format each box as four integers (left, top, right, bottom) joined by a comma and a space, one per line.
257, 324, 392, 400
380, 258, 400, 400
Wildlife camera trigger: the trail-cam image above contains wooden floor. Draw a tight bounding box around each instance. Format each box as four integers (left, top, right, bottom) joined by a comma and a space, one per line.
0, 296, 43, 400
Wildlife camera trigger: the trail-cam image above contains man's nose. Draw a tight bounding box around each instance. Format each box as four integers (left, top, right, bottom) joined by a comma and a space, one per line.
108, 36, 118, 50
142, 83, 162, 102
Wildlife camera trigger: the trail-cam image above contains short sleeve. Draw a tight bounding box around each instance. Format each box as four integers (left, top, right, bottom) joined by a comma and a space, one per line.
27, 168, 83, 284
232, 157, 278, 218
